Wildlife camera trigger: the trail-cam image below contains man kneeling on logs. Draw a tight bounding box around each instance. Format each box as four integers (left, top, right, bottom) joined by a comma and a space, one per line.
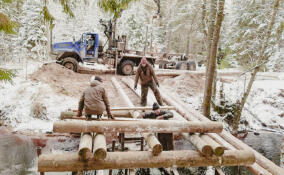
77, 76, 114, 120
139, 102, 174, 150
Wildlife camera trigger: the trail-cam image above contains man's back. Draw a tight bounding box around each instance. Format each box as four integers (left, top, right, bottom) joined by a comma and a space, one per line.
79, 80, 110, 115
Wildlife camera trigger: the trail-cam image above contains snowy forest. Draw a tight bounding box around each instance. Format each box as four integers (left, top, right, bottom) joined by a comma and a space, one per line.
0, 0, 284, 175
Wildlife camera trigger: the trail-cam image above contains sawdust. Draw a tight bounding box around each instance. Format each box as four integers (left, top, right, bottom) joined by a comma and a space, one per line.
162, 72, 205, 96
29, 63, 92, 98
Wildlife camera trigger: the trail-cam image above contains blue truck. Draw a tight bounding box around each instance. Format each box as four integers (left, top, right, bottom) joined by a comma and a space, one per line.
51, 20, 156, 75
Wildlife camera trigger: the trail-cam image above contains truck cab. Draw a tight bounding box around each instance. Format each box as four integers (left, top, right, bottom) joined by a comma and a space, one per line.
51, 31, 157, 75
51, 33, 100, 72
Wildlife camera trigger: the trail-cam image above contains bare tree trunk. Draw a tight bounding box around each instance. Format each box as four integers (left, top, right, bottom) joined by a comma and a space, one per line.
201, 0, 207, 38
153, 0, 161, 16
205, 0, 217, 78
233, 0, 280, 132
166, 0, 174, 53
212, 62, 217, 101
185, 11, 198, 57
113, 19, 117, 44
202, 0, 225, 118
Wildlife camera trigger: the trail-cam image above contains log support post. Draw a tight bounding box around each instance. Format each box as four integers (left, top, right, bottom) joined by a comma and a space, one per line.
78, 133, 93, 161
93, 133, 107, 160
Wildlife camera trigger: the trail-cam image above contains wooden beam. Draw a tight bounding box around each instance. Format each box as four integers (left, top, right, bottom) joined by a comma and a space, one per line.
93, 133, 107, 160
60, 111, 132, 119
200, 134, 224, 156
38, 150, 255, 172
110, 106, 175, 111
53, 120, 223, 133
159, 87, 284, 175
78, 133, 93, 161
182, 133, 213, 157
144, 133, 162, 156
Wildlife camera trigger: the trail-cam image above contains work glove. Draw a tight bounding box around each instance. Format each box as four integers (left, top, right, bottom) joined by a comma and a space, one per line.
108, 115, 115, 120
134, 85, 137, 90
156, 83, 159, 87
77, 111, 82, 118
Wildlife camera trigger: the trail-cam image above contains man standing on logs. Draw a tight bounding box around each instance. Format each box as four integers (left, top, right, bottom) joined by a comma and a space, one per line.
134, 57, 163, 106
77, 76, 114, 120
139, 102, 174, 150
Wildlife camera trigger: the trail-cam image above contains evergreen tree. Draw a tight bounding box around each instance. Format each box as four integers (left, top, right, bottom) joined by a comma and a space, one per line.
228, 0, 283, 70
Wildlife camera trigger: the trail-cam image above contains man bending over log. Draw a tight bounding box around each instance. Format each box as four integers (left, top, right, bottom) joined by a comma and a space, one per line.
77, 76, 114, 120
134, 57, 163, 106
139, 102, 174, 150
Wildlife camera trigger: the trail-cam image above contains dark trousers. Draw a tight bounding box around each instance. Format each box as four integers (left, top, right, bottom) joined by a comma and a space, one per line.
158, 133, 174, 151
141, 81, 163, 106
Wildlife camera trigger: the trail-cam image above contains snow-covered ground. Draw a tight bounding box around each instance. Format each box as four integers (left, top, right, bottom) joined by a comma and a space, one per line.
1, 61, 283, 134
219, 77, 284, 132
0, 61, 78, 132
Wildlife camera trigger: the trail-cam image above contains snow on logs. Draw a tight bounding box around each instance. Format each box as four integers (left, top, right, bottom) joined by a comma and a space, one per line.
93, 133, 107, 160
78, 133, 93, 161
53, 120, 223, 134
38, 150, 255, 172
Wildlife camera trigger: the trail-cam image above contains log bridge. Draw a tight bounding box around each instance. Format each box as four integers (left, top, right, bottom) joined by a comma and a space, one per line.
37, 77, 284, 175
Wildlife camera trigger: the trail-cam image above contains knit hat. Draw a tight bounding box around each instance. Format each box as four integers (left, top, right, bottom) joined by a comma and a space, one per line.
90, 76, 103, 84
152, 102, 160, 110
95, 76, 103, 82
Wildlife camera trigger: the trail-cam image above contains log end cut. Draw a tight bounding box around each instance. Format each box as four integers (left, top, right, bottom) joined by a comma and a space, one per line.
214, 146, 225, 157
202, 145, 213, 157
79, 148, 92, 161
94, 148, 107, 160
152, 144, 163, 156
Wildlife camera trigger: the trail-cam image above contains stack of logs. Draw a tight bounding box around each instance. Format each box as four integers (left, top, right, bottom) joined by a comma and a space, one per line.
38, 114, 255, 173
121, 77, 284, 175
37, 77, 257, 174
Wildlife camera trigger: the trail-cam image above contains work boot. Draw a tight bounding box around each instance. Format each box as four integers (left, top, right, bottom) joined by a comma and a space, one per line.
97, 114, 102, 120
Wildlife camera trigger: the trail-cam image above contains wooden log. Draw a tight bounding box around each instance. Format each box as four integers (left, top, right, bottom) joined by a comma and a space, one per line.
60, 111, 132, 119
93, 133, 107, 160
38, 150, 255, 172
111, 77, 134, 107
53, 120, 222, 133
144, 133, 162, 156
110, 106, 175, 111
159, 87, 284, 175
200, 134, 224, 156
78, 133, 93, 161
182, 133, 213, 157
78, 68, 115, 75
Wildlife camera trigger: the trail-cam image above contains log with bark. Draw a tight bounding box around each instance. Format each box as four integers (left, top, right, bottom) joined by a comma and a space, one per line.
38, 150, 255, 172
182, 133, 213, 157
78, 133, 93, 161
93, 133, 107, 160
60, 111, 132, 119
53, 120, 223, 134
159, 87, 284, 175
200, 134, 224, 156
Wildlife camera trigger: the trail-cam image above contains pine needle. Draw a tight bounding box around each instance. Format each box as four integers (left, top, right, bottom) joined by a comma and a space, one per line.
0, 12, 17, 34
0, 68, 16, 84
60, 0, 75, 18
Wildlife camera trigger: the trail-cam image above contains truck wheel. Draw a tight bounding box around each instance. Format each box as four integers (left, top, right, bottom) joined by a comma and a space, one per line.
120, 60, 135, 75
62, 57, 78, 72
188, 61, 196, 71
176, 61, 188, 70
